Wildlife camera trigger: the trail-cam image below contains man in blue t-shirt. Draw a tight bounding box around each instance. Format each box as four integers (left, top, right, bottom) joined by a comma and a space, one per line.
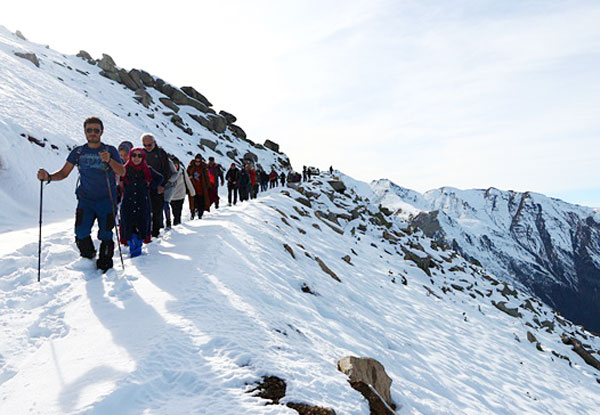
37, 117, 125, 272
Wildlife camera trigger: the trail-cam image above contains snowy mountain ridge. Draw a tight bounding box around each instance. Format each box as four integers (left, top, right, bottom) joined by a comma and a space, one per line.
371, 179, 600, 334
1, 26, 600, 414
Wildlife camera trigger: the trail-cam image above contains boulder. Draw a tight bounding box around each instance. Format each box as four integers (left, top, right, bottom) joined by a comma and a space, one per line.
185, 98, 211, 113
207, 114, 227, 133
200, 138, 218, 151
181, 86, 212, 107
15, 30, 27, 41
228, 124, 247, 140
328, 180, 347, 193
189, 114, 211, 130
100, 70, 121, 82
170, 88, 190, 105
76, 50, 93, 61
97, 53, 117, 72
219, 110, 237, 124
264, 139, 280, 153
128, 69, 145, 89
315, 257, 341, 282
243, 151, 258, 162
139, 70, 154, 87
337, 356, 395, 415
134, 89, 153, 108
118, 69, 139, 90
226, 150, 238, 160
159, 98, 180, 113
14, 52, 39, 67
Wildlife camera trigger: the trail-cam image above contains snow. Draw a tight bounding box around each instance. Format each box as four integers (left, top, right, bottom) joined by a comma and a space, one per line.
1, 25, 600, 415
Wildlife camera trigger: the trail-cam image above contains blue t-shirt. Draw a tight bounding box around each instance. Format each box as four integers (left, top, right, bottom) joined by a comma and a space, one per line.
67, 144, 122, 201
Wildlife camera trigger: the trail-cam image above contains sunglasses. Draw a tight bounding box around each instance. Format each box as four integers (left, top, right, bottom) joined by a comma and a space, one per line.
143, 143, 154, 148
131, 153, 144, 159
86, 128, 101, 134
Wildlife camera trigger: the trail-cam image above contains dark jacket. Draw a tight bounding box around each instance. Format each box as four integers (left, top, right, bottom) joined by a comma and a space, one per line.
226, 167, 240, 187
144, 146, 172, 185
120, 166, 163, 241
239, 168, 250, 189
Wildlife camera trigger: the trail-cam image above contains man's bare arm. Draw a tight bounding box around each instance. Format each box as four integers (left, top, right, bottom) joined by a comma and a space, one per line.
37, 162, 75, 182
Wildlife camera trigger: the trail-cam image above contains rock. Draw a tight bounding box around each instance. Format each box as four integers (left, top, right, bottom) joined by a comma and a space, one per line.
97, 53, 117, 72
189, 114, 211, 130
337, 356, 395, 415
170, 88, 190, 105
207, 114, 227, 133
76, 50, 93, 61
492, 301, 522, 318
15, 30, 27, 41
562, 336, 600, 371
185, 98, 211, 113
200, 138, 218, 151
159, 98, 180, 113
219, 110, 237, 124
286, 403, 336, 415
228, 124, 247, 139
250, 376, 286, 404
328, 180, 347, 193
99, 70, 121, 82
264, 139, 280, 153
295, 197, 312, 208
403, 250, 434, 277
284, 244, 295, 259
14, 52, 40, 67
226, 149, 238, 160
315, 257, 341, 282
134, 89, 153, 107
139, 70, 154, 86
342, 255, 353, 265
128, 69, 145, 89
527, 331, 537, 343
118, 69, 139, 90
181, 86, 212, 107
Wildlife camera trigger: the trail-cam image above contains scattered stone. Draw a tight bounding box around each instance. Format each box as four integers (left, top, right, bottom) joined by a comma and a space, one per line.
342, 255, 352, 265
403, 250, 434, 277
295, 197, 312, 208
76, 50, 93, 61
134, 89, 153, 108
264, 139, 280, 153
219, 110, 237, 124
526, 332, 537, 343
562, 336, 600, 371
250, 376, 286, 404
181, 86, 212, 107
200, 138, 218, 151
301, 283, 316, 295
328, 180, 347, 193
97, 53, 117, 72
14, 52, 39, 67
315, 257, 341, 282
337, 356, 396, 415
207, 114, 227, 133
283, 244, 295, 259
15, 30, 27, 41
492, 301, 522, 318
228, 124, 247, 139
159, 97, 180, 113
139, 70, 154, 86
100, 70, 120, 82
118, 69, 138, 90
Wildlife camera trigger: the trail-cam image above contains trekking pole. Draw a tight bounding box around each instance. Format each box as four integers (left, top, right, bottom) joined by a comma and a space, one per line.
37, 179, 44, 282
104, 169, 125, 271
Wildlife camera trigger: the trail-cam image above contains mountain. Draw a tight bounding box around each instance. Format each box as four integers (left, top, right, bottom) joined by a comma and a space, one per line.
372, 179, 600, 333
0, 25, 289, 231
1, 27, 600, 414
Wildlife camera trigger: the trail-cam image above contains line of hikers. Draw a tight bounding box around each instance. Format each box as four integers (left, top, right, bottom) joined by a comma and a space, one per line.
37, 116, 293, 272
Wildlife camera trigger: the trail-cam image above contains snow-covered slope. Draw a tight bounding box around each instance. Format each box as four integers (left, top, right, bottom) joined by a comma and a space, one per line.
1, 173, 600, 414
0, 25, 289, 231
372, 179, 600, 333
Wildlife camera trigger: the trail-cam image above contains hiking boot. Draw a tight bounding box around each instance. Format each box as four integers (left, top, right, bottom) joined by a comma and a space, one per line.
76, 236, 96, 259
96, 240, 114, 273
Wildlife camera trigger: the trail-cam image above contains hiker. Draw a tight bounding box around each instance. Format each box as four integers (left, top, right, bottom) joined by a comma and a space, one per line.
260, 168, 269, 192
207, 156, 224, 209
249, 165, 258, 199
164, 157, 195, 226
37, 116, 125, 272
119, 148, 163, 256
142, 133, 172, 237
161, 156, 178, 228
187, 154, 211, 219
238, 164, 250, 202
279, 171, 285, 186
329, 165, 333, 174
225, 163, 240, 206
302, 166, 307, 182
307, 168, 312, 180
118, 141, 133, 165
269, 169, 277, 189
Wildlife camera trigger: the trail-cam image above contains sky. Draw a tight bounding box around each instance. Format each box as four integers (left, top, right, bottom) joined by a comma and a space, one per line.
2, 0, 599, 206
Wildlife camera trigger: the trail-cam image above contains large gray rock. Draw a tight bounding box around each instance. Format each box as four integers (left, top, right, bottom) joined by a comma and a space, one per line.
207, 114, 227, 133
14, 52, 39, 67
15, 30, 27, 41
128, 69, 145, 90
337, 356, 395, 415
139, 70, 154, 87
228, 124, 247, 140
185, 97, 211, 113
181, 86, 212, 107
264, 139, 280, 153
118, 69, 138, 90
189, 114, 211, 130
100, 70, 121, 82
134, 89, 153, 108
159, 98, 180, 113
219, 110, 237, 124
328, 180, 347, 193
97, 53, 117, 72
200, 138, 218, 151
76, 50, 93, 62
243, 151, 258, 163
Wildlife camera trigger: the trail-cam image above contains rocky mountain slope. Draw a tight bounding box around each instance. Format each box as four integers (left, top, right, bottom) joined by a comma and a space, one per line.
0, 25, 289, 230
372, 179, 600, 333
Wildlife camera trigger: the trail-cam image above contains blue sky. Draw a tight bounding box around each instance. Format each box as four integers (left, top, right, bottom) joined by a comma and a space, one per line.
3, 0, 600, 206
